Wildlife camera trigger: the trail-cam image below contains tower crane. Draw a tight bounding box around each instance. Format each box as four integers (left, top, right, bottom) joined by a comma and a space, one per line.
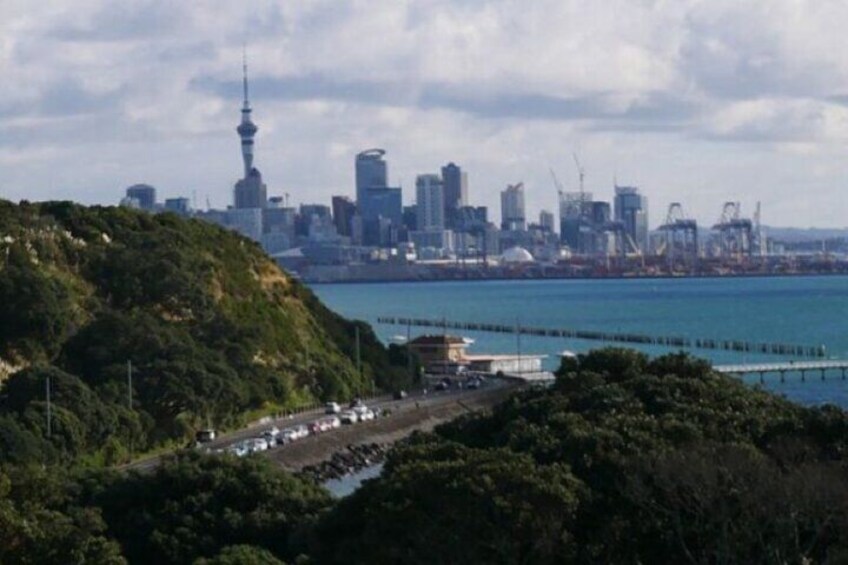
572, 152, 586, 198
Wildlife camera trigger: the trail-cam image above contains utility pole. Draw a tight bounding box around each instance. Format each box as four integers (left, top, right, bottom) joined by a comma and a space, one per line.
127, 360, 133, 411
407, 321, 413, 384
516, 318, 522, 375
355, 326, 361, 395
45, 374, 52, 438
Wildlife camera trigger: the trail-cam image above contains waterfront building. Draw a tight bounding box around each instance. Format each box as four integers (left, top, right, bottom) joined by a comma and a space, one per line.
500, 183, 526, 231
332, 196, 356, 237
410, 229, 454, 254
125, 184, 156, 211
441, 162, 468, 228
164, 197, 191, 216
416, 174, 445, 231
614, 185, 649, 253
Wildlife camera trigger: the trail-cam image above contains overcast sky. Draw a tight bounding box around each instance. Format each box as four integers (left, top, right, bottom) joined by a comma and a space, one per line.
2, 1, 848, 228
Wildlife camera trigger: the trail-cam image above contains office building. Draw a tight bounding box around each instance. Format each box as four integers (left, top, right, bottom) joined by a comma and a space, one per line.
416, 174, 445, 231
164, 197, 191, 216
614, 185, 649, 253
355, 149, 388, 208
125, 184, 156, 211
441, 162, 468, 228
227, 208, 263, 241
500, 183, 526, 231
539, 210, 556, 233
332, 196, 356, 237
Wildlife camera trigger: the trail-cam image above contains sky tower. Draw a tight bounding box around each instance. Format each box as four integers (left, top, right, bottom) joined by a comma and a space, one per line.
236, 51, 258, 179
233, 50, 267, 210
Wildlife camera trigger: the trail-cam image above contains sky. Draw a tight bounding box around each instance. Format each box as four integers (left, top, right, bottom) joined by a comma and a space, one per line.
2, 0, 848, 228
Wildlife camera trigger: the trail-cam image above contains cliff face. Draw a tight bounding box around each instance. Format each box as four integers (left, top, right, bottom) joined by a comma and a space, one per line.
0, 200, 400, 462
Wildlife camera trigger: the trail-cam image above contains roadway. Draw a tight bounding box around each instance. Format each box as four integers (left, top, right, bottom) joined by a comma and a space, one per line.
124, 379, 516, 473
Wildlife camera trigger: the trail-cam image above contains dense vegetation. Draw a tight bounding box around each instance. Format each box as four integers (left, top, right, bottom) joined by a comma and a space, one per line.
316, 349, 848, 564
0, 200, 409, 464
4, 348, 848, 563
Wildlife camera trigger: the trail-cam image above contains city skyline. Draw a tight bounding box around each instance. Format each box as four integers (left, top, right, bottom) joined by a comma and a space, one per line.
3, 2, 848, 228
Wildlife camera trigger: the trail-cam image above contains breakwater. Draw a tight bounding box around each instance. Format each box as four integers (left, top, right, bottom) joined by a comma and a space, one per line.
378, 316, 828, 358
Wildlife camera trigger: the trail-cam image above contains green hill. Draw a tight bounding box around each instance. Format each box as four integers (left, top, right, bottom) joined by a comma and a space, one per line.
0, 200, 407, 464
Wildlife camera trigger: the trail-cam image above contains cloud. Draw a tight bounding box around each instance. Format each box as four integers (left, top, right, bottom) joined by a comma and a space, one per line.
2, 1, 848, 227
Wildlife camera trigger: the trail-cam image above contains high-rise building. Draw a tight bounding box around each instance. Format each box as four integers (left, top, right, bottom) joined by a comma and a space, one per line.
500, 183, 526, 231
441, 162, 468, 228
355, 149, 388, 207
614, 185, 649, 253
125, 184, 156, 211
233, 54, 267, 209
416, 174, 445, 231
539, 210, 556, 233
354, 148, 402, 246
332, 196, 356, 237
164, 197, 191, 216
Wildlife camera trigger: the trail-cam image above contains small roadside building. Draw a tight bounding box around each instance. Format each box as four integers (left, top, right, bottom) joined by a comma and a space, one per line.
407, 335, 470, 369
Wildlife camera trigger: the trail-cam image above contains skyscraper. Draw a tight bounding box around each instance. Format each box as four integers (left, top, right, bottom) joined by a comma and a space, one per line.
125, 184, 156, 211
354, 148, 401, 246
539, 210, 556, 233
416, 174, 445, 231
332, 196, 356, 237
614, 185, 649, 253
355, 149, 388, 208
233, 54, 267, 209
441, 162, 468, 228
500, 183, 526, 231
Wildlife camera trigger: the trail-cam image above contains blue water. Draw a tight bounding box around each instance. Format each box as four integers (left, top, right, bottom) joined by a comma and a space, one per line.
311, 276, 848, 407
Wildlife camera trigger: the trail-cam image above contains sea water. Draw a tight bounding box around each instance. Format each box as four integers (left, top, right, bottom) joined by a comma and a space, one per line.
312, 276, 848, 407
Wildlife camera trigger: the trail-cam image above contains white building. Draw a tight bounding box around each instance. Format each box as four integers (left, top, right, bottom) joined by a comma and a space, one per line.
500, 183, 526, 231
416, 174, 445, 231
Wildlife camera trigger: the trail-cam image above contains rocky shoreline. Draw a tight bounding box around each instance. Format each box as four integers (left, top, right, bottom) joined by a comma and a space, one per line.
299, 442, 390, 483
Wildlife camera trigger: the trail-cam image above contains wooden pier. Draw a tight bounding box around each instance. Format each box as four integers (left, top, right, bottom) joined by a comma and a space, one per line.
714, 360, 848, 383
377, 316, 828, 359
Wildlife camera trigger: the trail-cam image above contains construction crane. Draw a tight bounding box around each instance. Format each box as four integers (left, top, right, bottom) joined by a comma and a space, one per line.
549, 168, 565, 225
658, 202, 699, 272
572, 152, 586, 197
712, 202, 753, 260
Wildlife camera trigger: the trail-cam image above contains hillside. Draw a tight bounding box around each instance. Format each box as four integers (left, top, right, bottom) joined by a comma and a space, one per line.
0, 200, 407, 464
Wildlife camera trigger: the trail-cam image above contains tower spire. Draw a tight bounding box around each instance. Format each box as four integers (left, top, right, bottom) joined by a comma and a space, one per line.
242, 45, 250, 109
236, 45, 258, 178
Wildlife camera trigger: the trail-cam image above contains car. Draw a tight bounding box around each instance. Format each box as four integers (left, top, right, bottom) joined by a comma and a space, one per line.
340, 410, 359, 424
195, 429, 217, 443
349, 398, 364, 409
466, 378, 481, 390
435, 380, 450, 391
278, 427, 300, 444
261, 427, 280, 444
308, 421, 323, 434
246, 438, 269, 453
393, 390, 408, 400
358, 409, 375, 421
294, 424, 310, 439
320, 416, 341, 429
227, 444, 249, 457
325, 402, 341, 414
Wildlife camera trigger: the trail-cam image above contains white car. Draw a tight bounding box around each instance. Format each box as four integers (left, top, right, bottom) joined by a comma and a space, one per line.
279, 427, 300, 444
340, 410, 359, 424
325, 402, 341, 414
294, 424, 310, 439
245, 438, 269, 453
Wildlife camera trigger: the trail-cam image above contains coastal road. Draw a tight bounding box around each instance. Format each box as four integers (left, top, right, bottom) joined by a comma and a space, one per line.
124, 379, 517, 473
